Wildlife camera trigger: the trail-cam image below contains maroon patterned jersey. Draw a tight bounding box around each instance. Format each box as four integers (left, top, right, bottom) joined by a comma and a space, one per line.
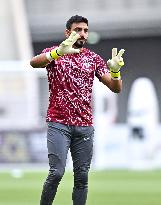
42, 47, 109, 126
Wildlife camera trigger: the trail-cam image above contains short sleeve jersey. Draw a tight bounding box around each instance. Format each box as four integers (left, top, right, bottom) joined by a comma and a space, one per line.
42, 47, 109, 126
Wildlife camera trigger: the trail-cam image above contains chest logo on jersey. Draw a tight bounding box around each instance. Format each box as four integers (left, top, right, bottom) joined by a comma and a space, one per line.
82, 57, 93, 69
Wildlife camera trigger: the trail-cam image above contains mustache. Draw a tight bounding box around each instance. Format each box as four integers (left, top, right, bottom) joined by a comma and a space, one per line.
78, 37, 86, 40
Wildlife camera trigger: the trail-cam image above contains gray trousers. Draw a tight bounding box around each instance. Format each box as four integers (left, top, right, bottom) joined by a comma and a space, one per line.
40, 122, 94, 205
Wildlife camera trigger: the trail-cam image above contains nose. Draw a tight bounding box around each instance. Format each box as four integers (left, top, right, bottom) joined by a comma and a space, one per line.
79, 30, 86, 38
79, 33, 84, 38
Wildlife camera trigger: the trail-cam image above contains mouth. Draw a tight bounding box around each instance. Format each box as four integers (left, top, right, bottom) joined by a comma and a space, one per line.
77, 38, 85, 43
74, 38, 87, 48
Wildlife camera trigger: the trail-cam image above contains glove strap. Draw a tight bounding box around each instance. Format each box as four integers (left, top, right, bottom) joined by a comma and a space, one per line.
50, 49, 62, 60
110, 70, 121, 80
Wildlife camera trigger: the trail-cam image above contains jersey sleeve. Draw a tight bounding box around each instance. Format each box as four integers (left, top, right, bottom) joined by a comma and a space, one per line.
41, 48, 51, 54
41, 46, 57, 70
95, 54, 109, 81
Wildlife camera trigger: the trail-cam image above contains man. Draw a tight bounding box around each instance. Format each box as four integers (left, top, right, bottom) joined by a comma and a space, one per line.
30, 15, 125, 205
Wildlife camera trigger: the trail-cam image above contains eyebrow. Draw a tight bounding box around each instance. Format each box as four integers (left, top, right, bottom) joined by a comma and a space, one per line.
74, 27, 88, 31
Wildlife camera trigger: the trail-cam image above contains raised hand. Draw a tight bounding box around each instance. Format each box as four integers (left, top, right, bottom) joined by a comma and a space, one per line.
57, 31, 80, 55
47, 31, 80, 61
107, 48, 125, 80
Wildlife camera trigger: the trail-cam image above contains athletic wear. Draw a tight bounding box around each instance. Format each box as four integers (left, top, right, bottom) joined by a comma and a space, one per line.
40, 122, 94, 205
40, 45, 108, 205
42, 47, 109, 126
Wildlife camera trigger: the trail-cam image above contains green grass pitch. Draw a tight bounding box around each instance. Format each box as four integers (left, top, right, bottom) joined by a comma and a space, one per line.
0, 169, 161, 205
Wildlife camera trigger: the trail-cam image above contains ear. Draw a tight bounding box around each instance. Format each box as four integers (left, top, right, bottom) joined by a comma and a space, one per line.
64, 29, 71, 38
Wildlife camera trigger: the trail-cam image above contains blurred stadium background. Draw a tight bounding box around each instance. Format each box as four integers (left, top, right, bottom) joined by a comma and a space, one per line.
0, 0, 161, 204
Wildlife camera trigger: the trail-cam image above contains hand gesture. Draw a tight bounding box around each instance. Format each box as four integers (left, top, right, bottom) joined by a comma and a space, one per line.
107, 48, 125, 72
57, 31, 80, 55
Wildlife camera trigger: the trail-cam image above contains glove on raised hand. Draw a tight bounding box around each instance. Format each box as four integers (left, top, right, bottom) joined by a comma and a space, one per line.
107, 48, 125, 80
46, 31, 80, 61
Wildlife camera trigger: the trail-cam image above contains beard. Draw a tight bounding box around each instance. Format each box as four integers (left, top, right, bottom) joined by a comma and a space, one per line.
74, 38, 87, 48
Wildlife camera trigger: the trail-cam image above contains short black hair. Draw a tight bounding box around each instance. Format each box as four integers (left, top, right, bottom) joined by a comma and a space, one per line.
66, 15, 88, 30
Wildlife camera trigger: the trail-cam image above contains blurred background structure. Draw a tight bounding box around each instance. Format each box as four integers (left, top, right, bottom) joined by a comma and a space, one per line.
0, 0, 161, 169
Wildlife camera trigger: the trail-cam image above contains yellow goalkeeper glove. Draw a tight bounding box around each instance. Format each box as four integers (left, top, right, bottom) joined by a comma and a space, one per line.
107, 48, 125, 80
46, 31, 80, 61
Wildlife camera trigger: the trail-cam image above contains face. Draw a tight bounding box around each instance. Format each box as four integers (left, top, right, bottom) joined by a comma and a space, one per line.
66, 22, 88, 48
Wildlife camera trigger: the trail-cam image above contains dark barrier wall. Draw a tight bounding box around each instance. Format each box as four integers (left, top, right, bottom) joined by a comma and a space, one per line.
33, 36, 161, 122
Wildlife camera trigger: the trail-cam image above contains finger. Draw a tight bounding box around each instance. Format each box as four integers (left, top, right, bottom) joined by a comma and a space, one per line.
107, 59, 111, 67
72, 33, 80, 43
68, 48, 80, 54
112, 48, 117, 58
62, 32, 80, 47
117, 49, 125, 58
118, 61, 124, 66
68, 31, 80, 42
68, 31, 76, 39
